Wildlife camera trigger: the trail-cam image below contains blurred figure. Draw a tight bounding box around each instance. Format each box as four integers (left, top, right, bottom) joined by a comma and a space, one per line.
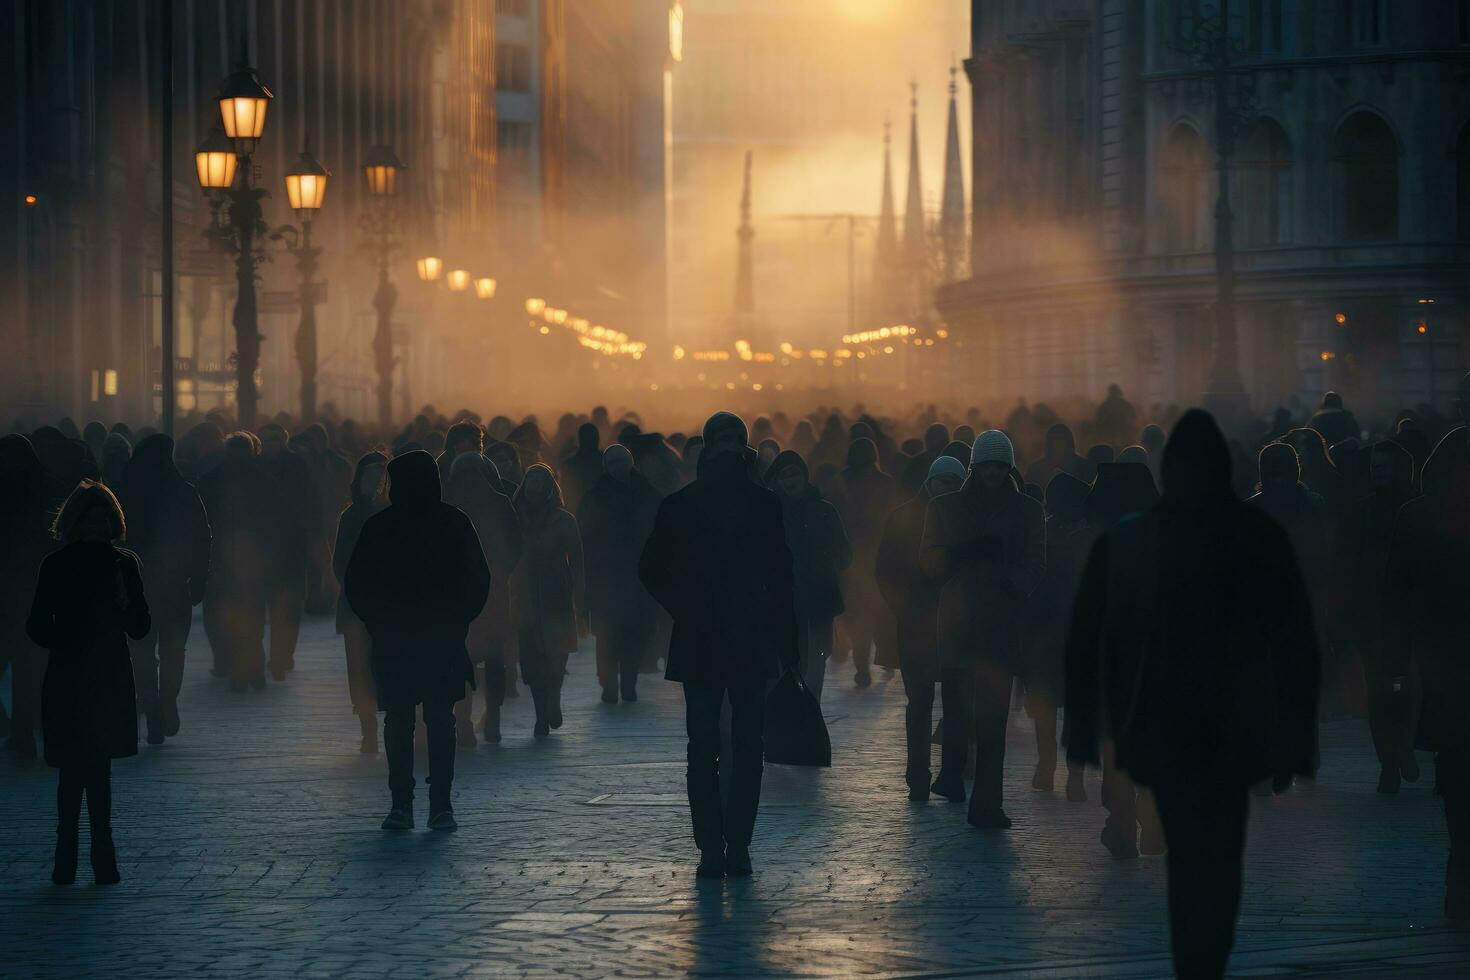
511, 464, 585, 737
345, 451, 489, 832
835, 437, 895, 686
578, 445, 660, 705
768, 449, 851, 703
197, 432, 269, 691
2, 435, 58, 757
877, 455, 964, 800
100, 433, 131, 488
560, 422, 603, 515
1310, 391, 1361, 448
1067, 410, 1319, 979
922, 431, 1046, 829
900, 423, 952, 491
27, 481, 150, 885
117, 435, 210, 744
333, 452, 388, 752
639, 412, 797, 878
436, 419, 484, 485
1023, 423, 1087, 488
257, 424, 312, 682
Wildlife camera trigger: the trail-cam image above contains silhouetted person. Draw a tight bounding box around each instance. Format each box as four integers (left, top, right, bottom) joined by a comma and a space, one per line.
768, 449, 851, 703
1248, 444, 1332, 661
578, 445, 660, 705
1023, 423, 1088, 488
197, 432, 269, 690
117, 435, 210, 744
835, 437, 895, 686
877, 455, 964, 800
901, 423, 952, 492
921, 431, 1045, 829
27, 481, 150, 885
1066, 410, 1319, 979
333, 452, 388, 753
1309, 391, 1361, 449
256, 424, 312, 681
437, 419, 484, 486
100, 433, 131, 489
1385, 427, 1470, 917
344, 451, 490, 831
561, 422, 603, 515
444, 452, 522, 743
638, 411, 797, 878
510, 463, 585, 737
2, 434, 59, 757
1094, 383, 1138, 448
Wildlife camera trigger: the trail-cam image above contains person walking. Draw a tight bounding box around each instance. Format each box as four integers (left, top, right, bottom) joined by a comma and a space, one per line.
332, 452, 388, 753
1, 435, 59, 757
876, 455, 965, 800
197, 433, 269, 691
639, 412, 798, 878
344, 451, 490, 831
257, 424, 312, 682
26, 481, 151, 884
1066, 409, 1320, 978
834, 437, 895, 686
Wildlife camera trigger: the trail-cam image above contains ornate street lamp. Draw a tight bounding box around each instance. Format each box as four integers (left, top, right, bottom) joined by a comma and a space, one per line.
218, 53, 273, 156
362, 145, 406, 428
281, 145, 331, 422
417, 256, 443, 282
284, 146, 330, 217
194, 126, 237, 190
363, 144, 405, 198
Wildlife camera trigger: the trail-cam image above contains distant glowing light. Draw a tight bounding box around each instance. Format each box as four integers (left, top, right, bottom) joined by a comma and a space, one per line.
668, 2, 684, 62
539, 325, 551, 335
417, 256, 443, 282
1320, 351, 1335, 361
23, 194, 37, 207
474, 277, 497, 299
935, 328, 949, 339
104, 369, 119, 396
1334, 312, 1347, 325
525, 297, 546, 316
446, 269, 471, 292
1417, 321, 1428, 335
673, 345, 686, 360
1418, 298, 1436, 305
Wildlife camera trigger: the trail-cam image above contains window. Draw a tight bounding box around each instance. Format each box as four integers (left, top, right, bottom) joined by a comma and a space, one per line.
1236, 119, 1292, 246
496, 43, 531, 92
1160, 124, 1212, 251
1334, 112, 1398, 241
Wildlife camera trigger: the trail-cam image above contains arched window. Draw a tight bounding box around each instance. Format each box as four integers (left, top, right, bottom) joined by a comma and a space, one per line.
1160, 123, 1212, 251
1236, 118, 1292, 246
1458, 124, 1470, 241
1334, 111, 1398, 241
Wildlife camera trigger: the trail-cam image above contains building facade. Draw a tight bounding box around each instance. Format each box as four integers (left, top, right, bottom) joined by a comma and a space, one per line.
938, 0, 1470, 420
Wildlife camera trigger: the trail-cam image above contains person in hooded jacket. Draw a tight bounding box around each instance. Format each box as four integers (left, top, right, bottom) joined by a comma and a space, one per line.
27, 481, 150, 885
560, 422, 603, 516
835, 437, 896, 686
1023, 423, 1088, 489
921, 431, 1046, 829
117, 434, 210, 745
1384, 427, 1470, 917
333, 452, 389, 753
197, 432, 270, 690
578, 445, 661, 705
1066, 409, 1319, 980
768, 449, 851, 703
877, 455, 965, 800
511, 463, 585, 737
638, 411, 798, 879
1, 434, 60, 757
900, 423, 952, 492
100, 433, 131, 489
444, 452, 523, 744
344, 451, 490, 831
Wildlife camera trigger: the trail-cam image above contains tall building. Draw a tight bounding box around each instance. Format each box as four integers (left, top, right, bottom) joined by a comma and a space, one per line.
938, 1, 1470, 418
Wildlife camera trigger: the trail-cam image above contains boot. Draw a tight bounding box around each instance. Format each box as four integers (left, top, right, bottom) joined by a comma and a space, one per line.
532, 688, 551, 738
52, 824, 79, 885
1377, 763, 1401, 795
482, 702, 502, 744
145, 707, 165, 746
91, 831, 121, 885
358, 712, 378, 754
549, 681, 564, 730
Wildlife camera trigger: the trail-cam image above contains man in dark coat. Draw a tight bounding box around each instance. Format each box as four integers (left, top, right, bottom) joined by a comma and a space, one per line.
197, 432, 270, 690
877, 455, 965, 800
638, 411, 798, 879
578, 445, 662, 704
1023, 423, 1088, 489
560, 423, 603, 516
1385, 427, 1470, 917
835, 437, 896, 685
117, 434, 211, 744
257, 424, 313, 681
1066, 409, 1319, 979
921, 430, 1046, 828
344, 451, 490, 831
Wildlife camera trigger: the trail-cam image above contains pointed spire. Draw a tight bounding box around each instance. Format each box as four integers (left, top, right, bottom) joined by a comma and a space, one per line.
902, 80, 925, 277
734, 150, 755, 317
940, 61, 967, 281
874, 117, 902, 319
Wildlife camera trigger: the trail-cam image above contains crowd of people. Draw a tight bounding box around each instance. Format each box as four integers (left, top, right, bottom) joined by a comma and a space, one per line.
4, 378, 1470, 978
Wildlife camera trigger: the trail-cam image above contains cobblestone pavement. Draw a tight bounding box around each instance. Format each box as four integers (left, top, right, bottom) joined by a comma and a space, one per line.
2, 612, 1468, 978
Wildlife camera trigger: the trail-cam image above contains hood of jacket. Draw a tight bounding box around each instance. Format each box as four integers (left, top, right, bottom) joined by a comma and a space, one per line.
388, 450, 441, 508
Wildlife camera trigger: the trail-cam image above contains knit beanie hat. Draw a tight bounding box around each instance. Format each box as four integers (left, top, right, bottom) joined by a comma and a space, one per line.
970, 430, 1015, 468
926, 455, 966, 483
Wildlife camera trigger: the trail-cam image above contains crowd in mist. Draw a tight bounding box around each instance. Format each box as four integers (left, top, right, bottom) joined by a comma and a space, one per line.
5, 378, 1470, 978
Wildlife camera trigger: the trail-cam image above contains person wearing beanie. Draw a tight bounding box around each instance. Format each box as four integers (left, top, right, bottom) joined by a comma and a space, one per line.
877, 455, 967, 800
1065, 409, 1319, 977
920, 429, 1045, 829
639, 411, 797, 879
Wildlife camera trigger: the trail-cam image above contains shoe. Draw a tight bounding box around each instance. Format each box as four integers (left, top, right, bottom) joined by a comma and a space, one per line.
1101, 824, 1138, 860
549, 690, 564, 730
1139, 829, 1167, 856
855, 671, 872, 688
1377, 765, 1401, 795
1031, 765, 1055, 792
726, 846, 753, 876
427, 808, 458, 831
1402, 751, 1421, 784
248, 672, 267, 692
482, 706, 501, 744
621, 685, 638, 704
52, 828, 78, 885
380, 805, 414, 831
601, 687, 618, 705
968, 809, 1012, 830
1065, 770, 1087, 803
145, 709, 165, 746
696, 850, 726, 879
160, 699, 181, 737
91, 836, 121, 885
534, 721, 551, 739
269, 665, 287, 683
930, 774, 966, 803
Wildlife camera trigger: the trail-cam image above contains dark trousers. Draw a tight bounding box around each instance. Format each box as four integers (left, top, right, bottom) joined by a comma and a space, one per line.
210, 586, 266, 686
798, 617, 833, 703
1102, 742, 1162, 849
58, 758, 113, 838
900, 662, 938, 788
383, 696, 456, 809
938, 661, 1012, 816
1152, 778, 1250, 980
342, 621, 377, 714
596, 625, 650, 696
1438, 752, 1470, 913
1366, 654, 1417, 769
131, 592, 192, 712
683, 681, 765, 852
267, 581, 303, 672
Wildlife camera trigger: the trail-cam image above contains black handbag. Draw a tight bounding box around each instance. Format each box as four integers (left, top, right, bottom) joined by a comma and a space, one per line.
764, 668, 831, 767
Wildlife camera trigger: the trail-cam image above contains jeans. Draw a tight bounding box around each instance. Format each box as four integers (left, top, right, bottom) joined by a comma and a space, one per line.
683, 680, 766, 852
383, 696, 456, 810
938, 661, 1012, 817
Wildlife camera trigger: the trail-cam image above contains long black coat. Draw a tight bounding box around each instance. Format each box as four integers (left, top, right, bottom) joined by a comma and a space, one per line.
343, 452, 490, 707
638, 450, 798, 687
117, 434, 211, 606
875, 490, 942, 676
578, 470, 661, 634
777, 484, 850, 624
27, 541, 151, 768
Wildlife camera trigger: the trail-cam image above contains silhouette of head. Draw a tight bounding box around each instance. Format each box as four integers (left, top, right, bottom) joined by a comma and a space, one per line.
520, 463, 558, 504
1087, 462, 1160, 529
387, 450, 440, 508
1258, 443, 1300, 488
258, 424, 289, 457
602, 444, 633, 482
1369, 440, 1412, 493
1117, 445, 1149, 466
1045, 472, 1090, 523
445, 420, 484, 457
1321, 391, 1344, 411
769, 450, 809, 498
52, 480, 126, 543
1161, 409, 1232, 501
1044, 423, 1075, 459
845, 437, 878, 470
129, 433, 175, 474
926, 455, 966, 497
353, 451, 389, 507
577, 422, 600, 452
924, 423, 950, 454
702, 412, 748, 459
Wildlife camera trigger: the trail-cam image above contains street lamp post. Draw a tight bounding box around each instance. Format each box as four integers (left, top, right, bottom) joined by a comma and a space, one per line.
362, 144, 405, 428
282, 145, 330, 423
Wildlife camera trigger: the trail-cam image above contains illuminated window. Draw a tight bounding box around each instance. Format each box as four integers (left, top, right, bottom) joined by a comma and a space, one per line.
495, 44, 531, 92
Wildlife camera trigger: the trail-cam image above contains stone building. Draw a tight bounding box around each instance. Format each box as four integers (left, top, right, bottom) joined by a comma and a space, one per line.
937, 0, 1470, 420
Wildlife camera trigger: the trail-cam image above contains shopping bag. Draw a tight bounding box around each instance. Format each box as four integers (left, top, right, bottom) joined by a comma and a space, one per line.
764, 668, 831, 767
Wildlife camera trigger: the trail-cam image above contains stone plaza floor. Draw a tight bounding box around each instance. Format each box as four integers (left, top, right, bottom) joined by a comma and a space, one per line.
2, 612, 1469, 978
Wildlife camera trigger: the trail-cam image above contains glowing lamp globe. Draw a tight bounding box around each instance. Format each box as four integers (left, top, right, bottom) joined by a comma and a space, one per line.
363, 144, 406, 198
417, 256, 443, 282
447, 269, 471, 292
284, 147, 330, 216
474, 277, 497, 299
217, 60, 273, 154
194, 127, 238, 190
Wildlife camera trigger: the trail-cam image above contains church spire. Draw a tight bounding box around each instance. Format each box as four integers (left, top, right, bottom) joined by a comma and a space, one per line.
901, 81, 927, 311
940, 62, 967, 281
874, 117, 902, 320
